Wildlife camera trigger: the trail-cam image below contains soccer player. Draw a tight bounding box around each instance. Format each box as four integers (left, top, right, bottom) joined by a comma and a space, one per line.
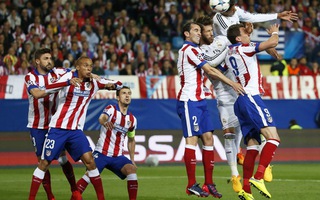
25, 48, 81, 200
76, 86, 138, 200
212, 0, 298, 186
28, 55, 123, 200
195, 15, 243, 193
176, 21, 245, 198
225, 23, 281, 200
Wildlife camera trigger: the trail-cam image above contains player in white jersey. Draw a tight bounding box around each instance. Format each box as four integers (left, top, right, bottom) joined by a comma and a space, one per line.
225, 23, 281, 200
195, 15, 243, 193
25, 48, 82, 200
211, 0, 298, 188
28, 55, 123, 200
176, 21, 245, 198
213, 0, 298, 36
76, 86, 138, 200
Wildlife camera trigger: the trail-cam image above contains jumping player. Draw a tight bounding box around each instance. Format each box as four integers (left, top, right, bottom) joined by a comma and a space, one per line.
225, 23, 281, 200
176, 21, 245, 198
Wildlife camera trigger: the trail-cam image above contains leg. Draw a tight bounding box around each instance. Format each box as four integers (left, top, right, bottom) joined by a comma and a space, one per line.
255, 127, 280, 180
58, 151, 77, 192
200, 132, 222, 198
223, 129, 242, 193
29, 159, 51, 200
184, 136, 198, 188
81, 151, 105, 200
121, 164, 138, 200
235, 125, 245, 165
29, 129, 55, 200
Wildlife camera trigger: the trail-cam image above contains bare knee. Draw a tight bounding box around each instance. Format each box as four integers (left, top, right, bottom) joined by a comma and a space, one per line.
81, 151, 96, 170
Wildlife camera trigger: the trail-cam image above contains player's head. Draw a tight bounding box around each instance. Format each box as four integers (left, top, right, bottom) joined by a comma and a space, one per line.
75, 55, 93, 79
221, 0, 236, 17
34, 48, 53, 73
116, 86, 132, 106
227, 23, 250, 44
195, 16, 214, 45
182, 22, 202, 44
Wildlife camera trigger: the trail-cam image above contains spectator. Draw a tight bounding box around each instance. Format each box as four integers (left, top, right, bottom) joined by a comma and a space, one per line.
118, 53, 129, 71
20, 8, 32, 35
159, 42, 175, 63
310, 61, 320, 76
81, 25, 99, 52
7, 9, 21, 31
298, 57, 312, 75
287, 58, 300, 76
118, 42, 135, 63
270, 55, 288, 76
104, 61, 119, 76
126, 26, 140, 47
135, 62, 147, 77
92, 59, 105, 75
28, 16, 46, 40
147, 61, 162, 76
120, 62, 135, 75
133, 33, 149, 56
289, 119, 303, 130
161, 59, 174, 75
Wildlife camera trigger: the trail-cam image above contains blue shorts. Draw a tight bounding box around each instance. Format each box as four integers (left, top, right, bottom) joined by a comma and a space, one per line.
176, 99, 214, 138
42, 128, 92, 162
234, 94, 276, 145
93, 151, 132, 180
29, 128, 48, 157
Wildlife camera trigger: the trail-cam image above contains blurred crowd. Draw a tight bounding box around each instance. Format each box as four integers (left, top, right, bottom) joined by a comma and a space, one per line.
0, 0, 319, 76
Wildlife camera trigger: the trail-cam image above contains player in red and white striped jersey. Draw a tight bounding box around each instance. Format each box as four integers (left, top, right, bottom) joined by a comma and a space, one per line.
28, 55, 123, 200
76, 86, 138, 200
25, 48, 80, 200
225, 23, 281, 199
176, 21, 244, 198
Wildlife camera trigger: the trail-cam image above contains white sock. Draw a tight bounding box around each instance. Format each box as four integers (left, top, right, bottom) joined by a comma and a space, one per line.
224, 133, 239, 176
234, 125, 243, 153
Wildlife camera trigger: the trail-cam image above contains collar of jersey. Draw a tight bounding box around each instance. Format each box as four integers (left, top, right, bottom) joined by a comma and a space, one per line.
184, 41, 198, 47
34, 68, 53, 76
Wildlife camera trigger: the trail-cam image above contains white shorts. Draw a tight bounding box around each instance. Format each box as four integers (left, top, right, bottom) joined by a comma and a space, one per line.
217, 103, 240, 130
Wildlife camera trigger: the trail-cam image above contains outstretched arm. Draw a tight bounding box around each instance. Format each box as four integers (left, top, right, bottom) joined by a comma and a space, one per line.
259, 24, 280, 51
277, 11, 298, 23
202, 64, 245, 95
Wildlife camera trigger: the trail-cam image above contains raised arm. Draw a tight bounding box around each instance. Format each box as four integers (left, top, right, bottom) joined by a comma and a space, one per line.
258, 24, 280, 52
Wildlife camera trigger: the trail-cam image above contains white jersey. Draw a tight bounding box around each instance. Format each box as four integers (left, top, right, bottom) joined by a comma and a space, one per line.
225, 42, 264, 96
95, 104, 137, 157
49, 71, 117, 130
25, 68, 68, 129
176, 41, 208, 101
213, 6, 277, 36
200, 35, 238, 106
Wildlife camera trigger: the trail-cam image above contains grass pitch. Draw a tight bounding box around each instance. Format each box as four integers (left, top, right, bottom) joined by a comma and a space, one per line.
0, 163, 319, 200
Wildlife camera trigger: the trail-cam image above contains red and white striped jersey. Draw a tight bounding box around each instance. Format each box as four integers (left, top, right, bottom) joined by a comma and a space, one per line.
49, 71, 118, 130
176, 41, 208, 101
25, 68, 68, 129
225, 42, 264, 96
95, 104, 137, 157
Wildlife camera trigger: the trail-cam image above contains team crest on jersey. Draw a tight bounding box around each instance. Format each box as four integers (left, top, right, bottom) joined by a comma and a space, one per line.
127, 121, 132, 127
267, 116, 273, 123
46, 150, 51, 157
194, 124, 199, 132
